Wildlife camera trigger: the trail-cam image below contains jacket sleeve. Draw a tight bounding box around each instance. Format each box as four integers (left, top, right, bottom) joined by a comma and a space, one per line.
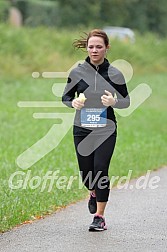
109, 67, 130, 109
113, 82, 130, 109
62, 70, 78, 108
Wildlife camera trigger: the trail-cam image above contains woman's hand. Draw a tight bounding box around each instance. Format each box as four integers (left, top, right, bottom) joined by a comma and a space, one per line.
72, 98, 85, 110
72, 93, 87, 110
101, 90, 116, 107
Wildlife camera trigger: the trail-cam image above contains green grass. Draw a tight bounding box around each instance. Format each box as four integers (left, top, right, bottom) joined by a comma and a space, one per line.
111, 73, 167, 177
0, 24, 167, 232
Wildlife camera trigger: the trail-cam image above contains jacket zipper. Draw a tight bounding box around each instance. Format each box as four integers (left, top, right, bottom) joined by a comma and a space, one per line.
95, 66, 99, 91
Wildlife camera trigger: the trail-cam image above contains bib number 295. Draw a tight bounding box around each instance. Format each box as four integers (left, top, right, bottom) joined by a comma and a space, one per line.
81, 108, 107, 127
87, 114, 100, 122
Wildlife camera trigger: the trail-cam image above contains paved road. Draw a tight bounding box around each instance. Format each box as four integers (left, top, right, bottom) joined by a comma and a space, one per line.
0, 167, 167, 252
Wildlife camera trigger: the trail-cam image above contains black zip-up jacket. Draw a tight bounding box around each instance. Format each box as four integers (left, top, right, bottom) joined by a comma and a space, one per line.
62, 57, 130, 136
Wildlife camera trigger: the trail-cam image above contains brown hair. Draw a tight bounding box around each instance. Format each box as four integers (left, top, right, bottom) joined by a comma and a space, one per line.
73, 29, 109, 49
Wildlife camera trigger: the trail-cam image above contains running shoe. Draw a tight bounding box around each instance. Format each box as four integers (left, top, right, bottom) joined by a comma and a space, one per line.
88, 192, 97, 214
89, 215, 107, 231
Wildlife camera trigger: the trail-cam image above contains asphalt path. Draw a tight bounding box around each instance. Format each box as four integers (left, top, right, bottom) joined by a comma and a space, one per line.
0, 167, 167, 252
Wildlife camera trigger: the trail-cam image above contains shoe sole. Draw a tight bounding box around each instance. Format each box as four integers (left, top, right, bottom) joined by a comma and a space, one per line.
89, 226, 107, 232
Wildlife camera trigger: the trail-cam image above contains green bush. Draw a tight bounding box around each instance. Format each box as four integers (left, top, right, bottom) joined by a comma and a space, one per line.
14, 0, 60, 27
0, 24, 167, 79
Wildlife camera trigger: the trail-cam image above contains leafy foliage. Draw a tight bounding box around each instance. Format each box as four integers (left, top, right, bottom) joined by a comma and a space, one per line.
2, 0, 167, 36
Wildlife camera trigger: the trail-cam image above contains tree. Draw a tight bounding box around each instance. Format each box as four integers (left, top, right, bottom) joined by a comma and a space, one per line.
4, 0, 167, 36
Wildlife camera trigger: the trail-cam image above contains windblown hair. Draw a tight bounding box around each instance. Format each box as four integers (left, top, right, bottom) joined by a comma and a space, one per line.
73, 29, 109, 49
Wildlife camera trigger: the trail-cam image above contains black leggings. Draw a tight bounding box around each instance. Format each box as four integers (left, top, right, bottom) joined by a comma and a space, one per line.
74, 134, 116, 202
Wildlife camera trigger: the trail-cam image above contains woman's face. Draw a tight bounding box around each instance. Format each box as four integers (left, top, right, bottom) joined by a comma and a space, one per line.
87, 36, 109, 65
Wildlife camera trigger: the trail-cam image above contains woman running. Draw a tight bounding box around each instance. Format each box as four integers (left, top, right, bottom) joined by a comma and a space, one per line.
62, 29, 130, 231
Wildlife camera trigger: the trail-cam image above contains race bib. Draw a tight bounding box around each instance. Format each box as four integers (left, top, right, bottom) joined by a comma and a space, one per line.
81, 108, 107, 127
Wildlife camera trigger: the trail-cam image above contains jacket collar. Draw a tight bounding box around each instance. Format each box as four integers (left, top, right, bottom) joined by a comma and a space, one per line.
85, 56, 109, 70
